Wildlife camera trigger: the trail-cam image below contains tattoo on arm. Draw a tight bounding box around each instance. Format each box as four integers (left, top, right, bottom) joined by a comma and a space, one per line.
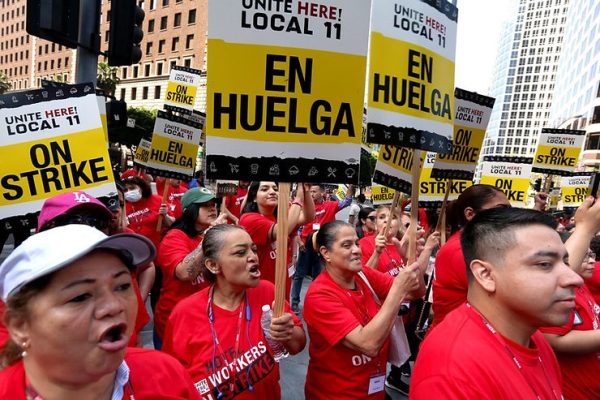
183, 246, 203, 281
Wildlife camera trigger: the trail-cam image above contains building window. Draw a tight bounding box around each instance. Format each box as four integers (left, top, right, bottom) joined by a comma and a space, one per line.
174, 13, 181, 27
148, 19, 155, 33
162, 0, 169, 6
156, 62, 163, 75
120, 88, 126, 100
122, 67, 128, 79
158, 39, 165, 53
150, 0, 156, 9
171, 37, 179, 51
154, 85, 161, 99
142, 86, 148, 99
170, 60, 177, 70
145, 64, 151, 76
146, 42, 152, 55
186, 34, 193, 49
184, 58, 191, 68
133, 66, 139, 78
188, 9, 196, 24
160, 16, 167, 30
131, 87, 137, 100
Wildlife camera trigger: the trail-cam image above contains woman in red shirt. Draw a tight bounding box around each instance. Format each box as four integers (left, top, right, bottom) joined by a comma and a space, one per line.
163, 224, 305, 399
303, 221, 423, 399
239, 182, 314, 296
123, 176, 172, 249
154, 187, 227, 348
355, 207, 376, 239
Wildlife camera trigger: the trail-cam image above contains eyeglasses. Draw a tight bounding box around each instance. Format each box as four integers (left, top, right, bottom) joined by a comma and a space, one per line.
586, 251, 596, 260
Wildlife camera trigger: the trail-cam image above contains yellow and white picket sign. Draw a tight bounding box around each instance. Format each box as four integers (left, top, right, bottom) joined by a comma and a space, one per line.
164, 66, 202, 114
206, 0, 370, 183
371, 184, 396, 205
420, 151, 471, 205
432, 88, 494, 180
479, 156, 533, 208
561, 175, 592, 208
373, 144, 424, 193
367, 0, 458, 154
134, 138, 152, 168
532, 128, 586, 176
145, 111, 202, 180
0, 83, 115, 219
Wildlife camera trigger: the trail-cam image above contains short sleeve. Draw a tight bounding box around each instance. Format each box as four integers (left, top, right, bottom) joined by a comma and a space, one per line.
157, 230, 196, 278
240, 213, 274, 246
359, 236, 375, 266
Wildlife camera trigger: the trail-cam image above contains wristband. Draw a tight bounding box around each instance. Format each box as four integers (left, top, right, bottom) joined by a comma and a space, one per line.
291, 200, 303, 208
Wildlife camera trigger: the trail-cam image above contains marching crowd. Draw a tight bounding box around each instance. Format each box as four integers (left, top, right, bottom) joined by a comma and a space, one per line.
0, 169, 599, 400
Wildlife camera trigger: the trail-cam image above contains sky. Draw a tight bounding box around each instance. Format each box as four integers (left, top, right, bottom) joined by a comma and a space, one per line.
454, 0, 514, 95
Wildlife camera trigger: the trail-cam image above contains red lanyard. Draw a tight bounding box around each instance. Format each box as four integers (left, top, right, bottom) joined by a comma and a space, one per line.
466, 303, 560, 400
208, 285, 246, 394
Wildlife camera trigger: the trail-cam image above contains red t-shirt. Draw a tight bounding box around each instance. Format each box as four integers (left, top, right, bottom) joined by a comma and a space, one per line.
430, 231, 467, 331
163, 280, 302, 400
359, 235, 406, 277
155, 229, 208, 339
300, 201, 339, 243
584, 261, 600, 305
155, 179, 186, 219
0, 302, 8, 348
224, 187, 248, 222
239, 213, 293, 296
540, 284, 600, 399
411, 304, 563, 399
125, 195, 164, 249
303, 267, 394, 399
0, 348, 201, 399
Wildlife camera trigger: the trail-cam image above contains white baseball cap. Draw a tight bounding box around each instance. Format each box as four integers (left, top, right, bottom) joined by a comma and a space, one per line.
0, 224, 156, 301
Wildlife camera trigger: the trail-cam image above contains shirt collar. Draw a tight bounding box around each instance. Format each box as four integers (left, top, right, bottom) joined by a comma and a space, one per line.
111, 360, 130, 400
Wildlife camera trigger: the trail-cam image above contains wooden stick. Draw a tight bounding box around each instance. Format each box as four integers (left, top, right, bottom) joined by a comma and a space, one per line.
273, 182, 290, 318
384, 191, 401, 239
156, 181, 170, 231
408, 149, 421, 264
543, 174, 553, 193
435, 179, 452, 246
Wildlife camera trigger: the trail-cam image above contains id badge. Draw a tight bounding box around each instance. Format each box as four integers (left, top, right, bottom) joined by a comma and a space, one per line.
288, 263, 296, 278
312, 223, 321, 231
368, 373, 385, 395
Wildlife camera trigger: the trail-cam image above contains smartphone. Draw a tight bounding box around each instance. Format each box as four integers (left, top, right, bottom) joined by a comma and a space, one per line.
587, 173, 600, 199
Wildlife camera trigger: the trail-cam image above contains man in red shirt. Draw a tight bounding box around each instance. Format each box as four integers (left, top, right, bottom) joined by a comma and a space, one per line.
290, 184, 354, 312
221, 181, 249, 224
412, 207, 583, 399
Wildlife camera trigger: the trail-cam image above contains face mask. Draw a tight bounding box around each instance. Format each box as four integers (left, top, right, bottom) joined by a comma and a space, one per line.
124, 189, 142, 203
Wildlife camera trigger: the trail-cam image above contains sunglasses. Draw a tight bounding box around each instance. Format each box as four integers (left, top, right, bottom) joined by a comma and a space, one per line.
366, 216, 376, 221
48, 214, 109, 231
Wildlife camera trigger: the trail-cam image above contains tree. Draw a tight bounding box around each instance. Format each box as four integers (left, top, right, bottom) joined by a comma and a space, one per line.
0, 72, 11, 95
108, 107, 157, 147
359, 148, 377, 188
96, 62, 120, 96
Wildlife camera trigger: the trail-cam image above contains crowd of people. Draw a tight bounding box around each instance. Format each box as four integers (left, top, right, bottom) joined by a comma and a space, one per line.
0, 169, 599, 400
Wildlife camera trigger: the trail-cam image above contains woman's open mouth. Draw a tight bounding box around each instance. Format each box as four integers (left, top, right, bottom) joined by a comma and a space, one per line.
98, 323, 128, 352
249, 264, 261, 278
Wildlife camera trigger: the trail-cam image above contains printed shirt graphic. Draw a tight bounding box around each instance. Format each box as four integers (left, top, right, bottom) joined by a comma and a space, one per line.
359, 235, 405, 276
163, 281, 302, 399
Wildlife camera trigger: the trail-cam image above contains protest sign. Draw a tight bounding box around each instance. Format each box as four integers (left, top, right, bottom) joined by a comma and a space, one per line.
97, 94, 108, 143
561, 174, 592, 209
479, 156, 533, 207
532, 128, 586, 176
432, 88, 494, 180
205, 0, 370, 183
371, 184, 396, 205
419, 151, 471, 206
145, 111, 202, 180
133, 138, 152, 169
0, 83, 115, 219
372, 145, 424, 193
164, 65, 202, 114
367, 0, 458, 153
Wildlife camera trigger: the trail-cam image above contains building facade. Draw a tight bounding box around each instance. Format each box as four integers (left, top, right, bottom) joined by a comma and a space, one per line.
481, 0, 571, 160
0, 0, 208, 110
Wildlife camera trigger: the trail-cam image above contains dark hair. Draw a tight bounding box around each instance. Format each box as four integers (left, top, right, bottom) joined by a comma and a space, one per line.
311, 184, 326, 191
1, 275, 51, 367
200, 224, 246, 283
122, 176, 152, 198
316, 220, 352, 252
357, 194, 366, 203
241, 181, 278, 215
461, 208, 557, 282
357, 207, 375, 225
168, 203, 203, 238
448, 184, 505, 234
590, 236, 600, 262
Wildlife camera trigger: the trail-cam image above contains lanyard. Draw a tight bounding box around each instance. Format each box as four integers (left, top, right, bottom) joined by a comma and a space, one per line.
466, 303, 560, 400
346, 285, 383, 374
208, 285, 247, 394
25, 378, 135, 400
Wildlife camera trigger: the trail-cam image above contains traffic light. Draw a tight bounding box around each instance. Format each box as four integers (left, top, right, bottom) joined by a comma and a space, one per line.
108, 0, 144, 66
27, 0, 80, 49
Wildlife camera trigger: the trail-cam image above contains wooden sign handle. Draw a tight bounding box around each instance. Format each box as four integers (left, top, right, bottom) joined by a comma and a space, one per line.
273, 182, 290, 318
156, 181, 170, 232
435, 179, 452, 246
408, 149, 421, 264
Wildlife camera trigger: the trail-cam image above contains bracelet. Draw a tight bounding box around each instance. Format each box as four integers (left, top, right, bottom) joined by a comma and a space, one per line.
291, 200, 303, 208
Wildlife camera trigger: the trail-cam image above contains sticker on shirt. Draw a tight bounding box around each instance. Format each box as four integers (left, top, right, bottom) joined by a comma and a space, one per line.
368, 373, 386, 395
